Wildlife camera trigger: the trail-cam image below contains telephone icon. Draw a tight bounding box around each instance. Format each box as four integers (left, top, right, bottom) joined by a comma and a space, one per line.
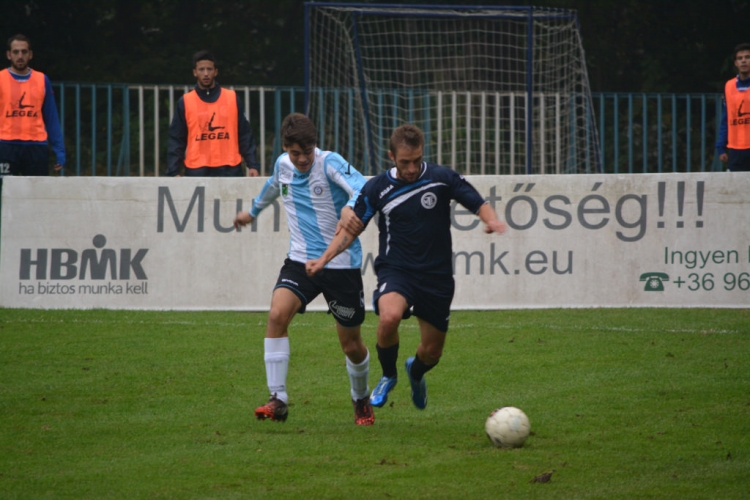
639, 272, 669, 291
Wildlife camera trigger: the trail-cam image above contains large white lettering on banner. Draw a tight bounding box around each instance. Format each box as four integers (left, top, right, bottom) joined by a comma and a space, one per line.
1, 174, 748, 310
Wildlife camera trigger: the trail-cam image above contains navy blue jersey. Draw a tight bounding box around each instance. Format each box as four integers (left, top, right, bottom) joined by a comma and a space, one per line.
354, 162, 486, 275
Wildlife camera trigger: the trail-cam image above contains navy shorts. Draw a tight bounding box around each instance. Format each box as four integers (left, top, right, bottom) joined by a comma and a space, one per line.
275, 259, 365, 328
0, 143, 50, 176
372, 266, 455, 332
727, 149, 750, 172
183, 164, 243, 177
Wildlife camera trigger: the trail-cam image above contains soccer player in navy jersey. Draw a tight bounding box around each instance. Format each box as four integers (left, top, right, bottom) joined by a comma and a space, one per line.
233, 113, 374, 425
307, 124, 507, 410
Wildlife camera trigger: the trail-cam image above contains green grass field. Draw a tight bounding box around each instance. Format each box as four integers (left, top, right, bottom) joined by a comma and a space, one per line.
1, 308, 748, 499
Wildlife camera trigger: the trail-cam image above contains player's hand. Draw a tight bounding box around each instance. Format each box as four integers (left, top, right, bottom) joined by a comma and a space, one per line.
719, 153, 728, 163
53, 164, 63, 172
305, 258, 325, 277
247, 168, 259, 177
338, 206, 364, 235
485, 220, 507, 235
233, 211, 254, 230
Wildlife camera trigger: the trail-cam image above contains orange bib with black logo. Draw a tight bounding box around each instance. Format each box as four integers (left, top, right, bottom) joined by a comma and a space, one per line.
183, 88, 241, 168
725, 79, 750, 150
0, 69, 47, 141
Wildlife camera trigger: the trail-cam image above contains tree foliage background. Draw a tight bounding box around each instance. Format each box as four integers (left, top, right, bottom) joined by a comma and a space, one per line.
1, 0, 748, 93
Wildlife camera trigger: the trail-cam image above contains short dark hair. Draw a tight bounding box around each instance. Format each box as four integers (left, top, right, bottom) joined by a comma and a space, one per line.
734, 43, 750, 59
192, 50, 216, 68
7, 34, 30, 51
390, 124, 424, 155
281, 113, 317, 149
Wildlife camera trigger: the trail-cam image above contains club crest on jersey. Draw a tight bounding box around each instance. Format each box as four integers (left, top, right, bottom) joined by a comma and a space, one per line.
421, 192, 437, 209
312, 184, 324, 196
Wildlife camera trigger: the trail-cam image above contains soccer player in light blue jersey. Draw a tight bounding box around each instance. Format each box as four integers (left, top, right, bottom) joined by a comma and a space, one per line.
233, 113, 374, 425
307, 124, 507, 411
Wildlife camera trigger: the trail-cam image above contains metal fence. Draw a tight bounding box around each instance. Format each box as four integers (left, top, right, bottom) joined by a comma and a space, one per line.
51, 83, 725, 177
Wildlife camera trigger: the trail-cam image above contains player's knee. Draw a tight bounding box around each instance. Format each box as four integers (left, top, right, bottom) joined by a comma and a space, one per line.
267, 305, 293, 330
340, 338, 365, 359
422, 344, 444, 363
377, 308, 403, 331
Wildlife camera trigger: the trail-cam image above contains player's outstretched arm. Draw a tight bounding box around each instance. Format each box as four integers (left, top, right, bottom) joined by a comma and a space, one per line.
306, 223, 359, 276
478, 203, 507, 235
233, 211, 255, 230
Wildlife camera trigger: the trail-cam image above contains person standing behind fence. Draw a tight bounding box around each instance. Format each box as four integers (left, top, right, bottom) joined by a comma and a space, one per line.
166, 50, 260, 177
0, 34, 65, 177
716, 43, 750, 172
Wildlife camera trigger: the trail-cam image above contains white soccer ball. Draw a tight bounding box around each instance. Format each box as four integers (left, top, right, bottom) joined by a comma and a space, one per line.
485, 406, 530, 448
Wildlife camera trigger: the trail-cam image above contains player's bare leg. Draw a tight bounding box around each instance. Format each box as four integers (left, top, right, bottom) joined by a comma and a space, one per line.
255, 288, 301, 422
371, 292, 409, 407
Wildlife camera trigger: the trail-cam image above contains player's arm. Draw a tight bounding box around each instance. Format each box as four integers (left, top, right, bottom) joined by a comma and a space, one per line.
326, 155, 366, 234
453, 171, 507, 235
166, 98, 188, 176
338, 205, 363, 235
236, 93, 261, 176
306, 214, 363, 276
42, 75, 65, 169
234, 166, 280, 230
478, 203, 507, 235
233, 211, 255, 229
716, 98, 729, 162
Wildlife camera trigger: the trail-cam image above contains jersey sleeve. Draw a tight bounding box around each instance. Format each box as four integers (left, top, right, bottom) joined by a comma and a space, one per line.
447, 168, 486, 214
250, 158, 281, 218
323, 152, 367, 207
352, 177, 379, 227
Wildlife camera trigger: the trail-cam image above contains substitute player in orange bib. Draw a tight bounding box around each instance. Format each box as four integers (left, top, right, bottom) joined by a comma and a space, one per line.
167, 50, 260, 177
716, 43, 750, 172
0, 34, 65, 177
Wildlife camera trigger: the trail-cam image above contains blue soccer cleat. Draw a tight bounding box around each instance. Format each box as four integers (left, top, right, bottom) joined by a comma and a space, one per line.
370, 375, 398, 407
405, 357, 427, 410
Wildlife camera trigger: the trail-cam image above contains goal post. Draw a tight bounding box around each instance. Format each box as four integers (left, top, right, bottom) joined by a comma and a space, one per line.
304, 3, 601, 176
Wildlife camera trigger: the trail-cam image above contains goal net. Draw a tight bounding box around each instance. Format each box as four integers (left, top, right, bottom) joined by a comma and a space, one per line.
304, 3, 600, 176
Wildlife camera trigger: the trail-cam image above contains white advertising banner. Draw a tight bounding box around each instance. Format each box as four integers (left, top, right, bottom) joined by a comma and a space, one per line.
1, 173, 748, 310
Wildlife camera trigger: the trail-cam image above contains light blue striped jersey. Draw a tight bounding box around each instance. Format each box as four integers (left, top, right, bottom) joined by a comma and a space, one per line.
250, 148, 365, 269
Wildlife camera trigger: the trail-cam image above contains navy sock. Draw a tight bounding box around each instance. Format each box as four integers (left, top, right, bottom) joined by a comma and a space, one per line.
376, 342, 399, 378
409, 354, 437, 381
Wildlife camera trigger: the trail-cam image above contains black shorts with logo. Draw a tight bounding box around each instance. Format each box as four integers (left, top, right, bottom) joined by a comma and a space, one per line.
372, 265, 455, 333
275, 258, 365, 328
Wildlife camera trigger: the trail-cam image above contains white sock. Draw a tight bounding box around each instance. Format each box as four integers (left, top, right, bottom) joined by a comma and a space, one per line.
346, 350, 370, 401
264, 337, 290, 404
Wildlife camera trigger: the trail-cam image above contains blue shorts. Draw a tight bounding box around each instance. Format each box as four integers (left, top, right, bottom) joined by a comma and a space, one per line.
275, 259, 365, 328
372, 266, 455, 332
0, 142, 50, 176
